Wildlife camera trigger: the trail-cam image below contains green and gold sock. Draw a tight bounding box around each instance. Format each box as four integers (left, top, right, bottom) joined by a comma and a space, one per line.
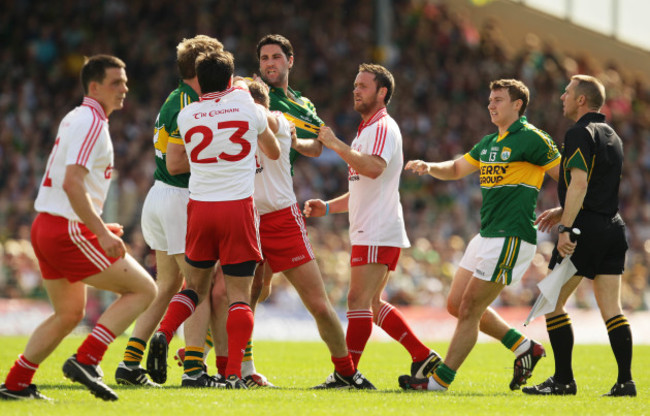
183, 346, 205, 378
123, 337, 146, 368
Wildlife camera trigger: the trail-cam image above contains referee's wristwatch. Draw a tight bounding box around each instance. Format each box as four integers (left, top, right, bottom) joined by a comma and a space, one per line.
557, 224, 571, 234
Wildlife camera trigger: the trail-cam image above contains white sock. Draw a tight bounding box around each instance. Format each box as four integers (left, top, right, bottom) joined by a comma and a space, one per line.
241, 359, 256, 377
513, 338, 531, 356
427, 376, 448, 391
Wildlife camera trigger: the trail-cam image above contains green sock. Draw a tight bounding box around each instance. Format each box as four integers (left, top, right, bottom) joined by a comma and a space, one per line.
433, 363, 456, 388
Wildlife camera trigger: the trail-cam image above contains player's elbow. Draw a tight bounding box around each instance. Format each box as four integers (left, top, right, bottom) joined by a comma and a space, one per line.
166, 158, 189, 176
264, 145, 281, 160
306, 147, 322, 158
308, 141, 323, 157
167, 164, 184, 176
62, 176, 79, 196
364, 165, 385, 179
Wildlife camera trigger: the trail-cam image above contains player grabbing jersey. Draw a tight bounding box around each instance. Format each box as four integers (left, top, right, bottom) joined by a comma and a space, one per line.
245, 80, 374, 389
304, 64, 442, 385
256, 34, 324, 167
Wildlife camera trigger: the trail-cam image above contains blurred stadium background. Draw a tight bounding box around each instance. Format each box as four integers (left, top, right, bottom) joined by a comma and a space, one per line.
0, 0, 648, 342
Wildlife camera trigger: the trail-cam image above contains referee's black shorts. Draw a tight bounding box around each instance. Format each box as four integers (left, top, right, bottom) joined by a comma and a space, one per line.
549, 211, 628, 279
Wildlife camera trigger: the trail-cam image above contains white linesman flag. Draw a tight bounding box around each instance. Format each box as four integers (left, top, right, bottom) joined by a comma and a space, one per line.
524, 256, 578, 326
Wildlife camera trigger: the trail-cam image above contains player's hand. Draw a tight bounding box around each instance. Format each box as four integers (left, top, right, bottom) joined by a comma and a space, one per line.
534, 207, 563, 233
404, 160, 430, 176
557, 231, 577, 257
316, 126, 339, 150
252, 74, 270, 92
303, 199, 327, 218
106, 223, 124, 237
98, 230, 127, 258
232, 76, 249, 90
289, 122, 298, 148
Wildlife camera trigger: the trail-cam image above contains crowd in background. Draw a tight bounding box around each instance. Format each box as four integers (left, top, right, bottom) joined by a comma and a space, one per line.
1, 0, 648, 318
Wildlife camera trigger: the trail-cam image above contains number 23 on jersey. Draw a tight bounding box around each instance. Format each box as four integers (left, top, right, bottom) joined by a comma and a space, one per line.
184, 121, 251, 164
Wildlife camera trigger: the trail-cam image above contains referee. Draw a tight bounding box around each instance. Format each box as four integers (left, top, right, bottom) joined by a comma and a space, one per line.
524, 75, 635, 397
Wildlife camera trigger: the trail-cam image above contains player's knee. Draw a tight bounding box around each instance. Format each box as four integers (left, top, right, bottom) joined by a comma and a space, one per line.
210, 286, 228, 306
57, 308, 85, 331
141, 278, 158, 305
446, 298, 460, 317
309, 300, 332, 320
156, 274, 184, 298
347, 290, 370, 310
457, 300, 482, 322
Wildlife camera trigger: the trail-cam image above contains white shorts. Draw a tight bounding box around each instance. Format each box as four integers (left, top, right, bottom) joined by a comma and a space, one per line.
141, 180, 189, 255
458, 234, 535, 285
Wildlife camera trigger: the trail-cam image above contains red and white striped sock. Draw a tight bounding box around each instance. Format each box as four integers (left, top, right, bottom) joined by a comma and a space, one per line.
4, 354, 38, 391
158, 290, 198, 343
76, 323, 116, 365
346, 309, 373, 368
376, 303, 430, 362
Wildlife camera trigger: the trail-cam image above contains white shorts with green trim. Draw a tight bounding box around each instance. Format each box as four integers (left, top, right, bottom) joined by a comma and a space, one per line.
141, 180, 189, 255
458, 234, 535, 285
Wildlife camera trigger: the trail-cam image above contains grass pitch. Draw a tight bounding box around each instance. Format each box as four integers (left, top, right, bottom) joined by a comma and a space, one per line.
0, 336, 646, 415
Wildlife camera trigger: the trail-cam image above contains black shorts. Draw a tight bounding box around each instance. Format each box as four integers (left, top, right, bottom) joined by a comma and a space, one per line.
549, 211, 627, 279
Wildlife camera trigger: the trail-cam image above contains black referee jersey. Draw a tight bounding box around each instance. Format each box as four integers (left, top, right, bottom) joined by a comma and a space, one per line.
558, 112, 623, 217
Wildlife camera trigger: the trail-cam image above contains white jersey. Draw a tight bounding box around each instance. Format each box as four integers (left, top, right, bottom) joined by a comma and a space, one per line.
348, 108, 410, 248
177, 87, 268, 201
254, 111, 297, 215
34, 97, 114, 221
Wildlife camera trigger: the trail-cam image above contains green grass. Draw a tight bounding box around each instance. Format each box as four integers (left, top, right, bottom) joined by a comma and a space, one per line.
0, 336, 646, 415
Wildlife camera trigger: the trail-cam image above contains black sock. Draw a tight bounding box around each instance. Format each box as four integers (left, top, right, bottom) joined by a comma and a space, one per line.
546, 313, 574, 384
606, 314, 633, 384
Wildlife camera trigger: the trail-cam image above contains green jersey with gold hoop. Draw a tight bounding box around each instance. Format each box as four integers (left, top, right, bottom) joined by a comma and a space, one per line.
268, 86, 323, 169
464, 116, 560, 244
152, 81, 197, 188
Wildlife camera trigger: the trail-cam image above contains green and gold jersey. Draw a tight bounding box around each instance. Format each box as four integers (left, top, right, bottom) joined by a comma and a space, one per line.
268, 86, 323, 168
152, 81, 198, 188
464, 116, 560, 244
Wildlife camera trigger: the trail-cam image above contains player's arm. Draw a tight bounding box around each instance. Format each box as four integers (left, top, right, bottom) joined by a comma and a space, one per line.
556, 167, 588, 256
535, 206, 563, 233
293, 137, 323, 157
545, 163, 560, 182
405, 156, 477, 180
166, 141, 190, 175
62, 164, 126, 258
317, 126, 385, 179
303, 192, 350, 217
267, 111, 280, 134
258, 125, 280, 160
